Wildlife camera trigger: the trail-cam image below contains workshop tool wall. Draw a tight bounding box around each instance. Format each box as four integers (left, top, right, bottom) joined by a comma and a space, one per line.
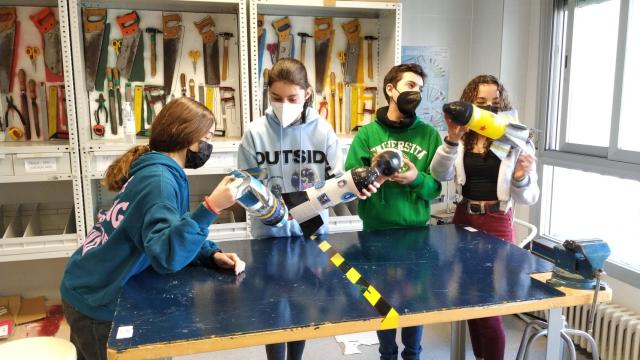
67, 0, 252, 237
0, 1, 402, 261
0, 1, 86, 262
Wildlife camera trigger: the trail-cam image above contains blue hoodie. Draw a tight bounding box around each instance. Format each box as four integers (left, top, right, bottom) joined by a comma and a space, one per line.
60, 152, 220, 321
238, 107, 342, 239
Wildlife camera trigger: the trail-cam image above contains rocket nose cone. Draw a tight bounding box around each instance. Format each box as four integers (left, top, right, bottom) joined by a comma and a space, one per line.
442, 101, 473, 126
375, 150, 403, 176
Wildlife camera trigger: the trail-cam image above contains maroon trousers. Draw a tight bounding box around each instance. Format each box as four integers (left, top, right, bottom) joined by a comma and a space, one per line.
452, 204, 514, 360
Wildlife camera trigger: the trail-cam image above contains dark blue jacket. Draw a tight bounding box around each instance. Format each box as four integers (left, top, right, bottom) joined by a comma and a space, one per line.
60, 152, 219, 320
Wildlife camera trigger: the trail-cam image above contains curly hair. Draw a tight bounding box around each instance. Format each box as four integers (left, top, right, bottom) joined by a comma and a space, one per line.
459, 75, 512, 155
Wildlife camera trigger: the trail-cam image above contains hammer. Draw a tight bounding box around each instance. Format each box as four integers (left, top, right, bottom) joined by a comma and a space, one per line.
218, 32, 234, 81
364, 36, 378, 80
297, 32, 312, 64
146, 28, 162, 77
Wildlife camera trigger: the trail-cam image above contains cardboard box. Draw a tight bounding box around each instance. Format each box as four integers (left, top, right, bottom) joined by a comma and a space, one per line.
0, 296, 47, 339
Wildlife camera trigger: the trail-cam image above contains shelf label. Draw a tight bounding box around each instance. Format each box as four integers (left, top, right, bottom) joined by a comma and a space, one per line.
95, 155, 120, 172
204, 152, 235, 168
24, 158, 57, 173
116, 325, 133, 339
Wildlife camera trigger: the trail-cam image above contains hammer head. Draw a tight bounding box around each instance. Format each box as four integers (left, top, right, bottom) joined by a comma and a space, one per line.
218, 32, 234, 39
146, 27, 161, 37
297, 32, 312, 39
364, 35, 378, 41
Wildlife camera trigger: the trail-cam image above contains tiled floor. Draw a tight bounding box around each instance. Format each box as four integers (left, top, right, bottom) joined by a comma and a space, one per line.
176, 315, 589, 359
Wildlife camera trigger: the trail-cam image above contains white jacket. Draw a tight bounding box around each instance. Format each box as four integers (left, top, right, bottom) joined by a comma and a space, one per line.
429, 139, 539, 206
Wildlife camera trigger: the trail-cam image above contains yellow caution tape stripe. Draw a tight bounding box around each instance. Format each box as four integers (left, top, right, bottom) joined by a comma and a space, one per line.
314, 238, 399, 330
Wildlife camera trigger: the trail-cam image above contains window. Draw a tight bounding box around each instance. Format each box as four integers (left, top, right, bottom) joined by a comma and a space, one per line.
551, 0, 640, 163
539, 0, 640, 277
541, 165, 640, 272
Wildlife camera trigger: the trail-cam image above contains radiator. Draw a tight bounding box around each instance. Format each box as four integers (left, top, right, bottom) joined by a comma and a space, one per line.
529, 304, 640, 360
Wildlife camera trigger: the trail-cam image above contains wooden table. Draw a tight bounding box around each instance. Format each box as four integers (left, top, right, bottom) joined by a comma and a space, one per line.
107, 224, 611, 359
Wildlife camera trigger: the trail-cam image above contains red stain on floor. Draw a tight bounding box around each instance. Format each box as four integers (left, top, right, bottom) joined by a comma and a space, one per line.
26, 305, 64, 337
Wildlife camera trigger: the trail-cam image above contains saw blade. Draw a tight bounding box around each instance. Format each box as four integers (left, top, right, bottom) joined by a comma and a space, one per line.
82, 8, 106, 91
116, 29, 142, 79
43, 22, 63, 76
0, 7, 16, 93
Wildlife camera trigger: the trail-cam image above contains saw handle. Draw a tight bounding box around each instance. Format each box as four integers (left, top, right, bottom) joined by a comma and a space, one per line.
0, 7, 17, 32
116, 11, 140, 36
18, 69, 27, 92
30, 7, 55, 34
314, 17, 333, 40
83, 8, 106, 32
272, 17, 291, 42
28, 79, 37, 99
194, 16, 216, 44
162, 14, 182, 39
341, 19, 361, 42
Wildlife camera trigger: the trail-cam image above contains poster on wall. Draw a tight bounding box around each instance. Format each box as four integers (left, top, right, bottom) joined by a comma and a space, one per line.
401, 46, 449, 131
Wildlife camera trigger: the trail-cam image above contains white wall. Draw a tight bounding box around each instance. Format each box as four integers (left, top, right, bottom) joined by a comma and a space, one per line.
0, 258, 67, 300
401, 0, 474, 100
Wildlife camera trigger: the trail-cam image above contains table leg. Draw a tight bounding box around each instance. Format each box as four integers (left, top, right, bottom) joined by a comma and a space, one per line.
545, 307, 563, 359
450, 320, 466, 360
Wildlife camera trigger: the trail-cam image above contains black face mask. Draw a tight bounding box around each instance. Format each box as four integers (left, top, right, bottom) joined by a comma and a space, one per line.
477, 104, 500, 114
185, 141, 213, 169
395, 90, 422, 117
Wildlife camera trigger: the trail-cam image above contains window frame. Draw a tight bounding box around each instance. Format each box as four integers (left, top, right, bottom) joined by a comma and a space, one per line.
535, 0, 640, 284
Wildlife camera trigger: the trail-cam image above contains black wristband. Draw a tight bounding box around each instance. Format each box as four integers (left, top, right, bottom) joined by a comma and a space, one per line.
444, 136, 459, 147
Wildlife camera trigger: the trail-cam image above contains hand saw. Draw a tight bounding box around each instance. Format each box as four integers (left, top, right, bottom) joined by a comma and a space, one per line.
115, 11, 143, 80
17, 69, 31, 140
257, 15, 266, 76
314, 17, 334, 94
28, 79, 40, 139
194, 16, 220, 86
82, 8, 107, 91
0, 7, 17, 94
30, 8, 63, 81
163, 13, 182, 96
272, 17, 293, 60
341, 19, 361, 85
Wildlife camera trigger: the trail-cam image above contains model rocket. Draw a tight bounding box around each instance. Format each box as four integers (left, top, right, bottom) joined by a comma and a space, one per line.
281, 150, 403, 237
443, 101, 530, 153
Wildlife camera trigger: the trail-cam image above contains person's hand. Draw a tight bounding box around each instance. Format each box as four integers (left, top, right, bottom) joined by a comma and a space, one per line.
513, 153, 535, 181
213, 251, 246, 275
389, 157, 418, 185
445, 114, 468, 143
357, 180, 383, 200
207, 176, 239, 212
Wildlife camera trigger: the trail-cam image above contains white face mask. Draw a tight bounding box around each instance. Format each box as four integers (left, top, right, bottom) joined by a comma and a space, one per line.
271, 101, 304, 127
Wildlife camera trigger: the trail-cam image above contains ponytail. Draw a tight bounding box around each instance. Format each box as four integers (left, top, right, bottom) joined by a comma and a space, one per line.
101, 145, 150, 192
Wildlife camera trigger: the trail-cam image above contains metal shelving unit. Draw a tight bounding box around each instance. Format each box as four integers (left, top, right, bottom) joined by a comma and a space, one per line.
0, 0, 85, 262
248, 0, 402, 234
66, 0, 251, 239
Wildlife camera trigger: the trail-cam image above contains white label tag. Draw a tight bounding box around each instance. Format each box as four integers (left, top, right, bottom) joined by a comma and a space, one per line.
0, 324, 9, 337
24, 158, 57, 173
116, 325, 133, 339
464, 226, 478, 232
204, 153, 235, 168
95, 155, 120, 172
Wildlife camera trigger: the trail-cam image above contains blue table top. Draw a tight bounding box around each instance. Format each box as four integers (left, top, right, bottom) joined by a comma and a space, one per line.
108, 224, 561, 353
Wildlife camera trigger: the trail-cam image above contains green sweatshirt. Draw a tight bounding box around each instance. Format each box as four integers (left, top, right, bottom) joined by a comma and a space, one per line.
345, 107, 442, 230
